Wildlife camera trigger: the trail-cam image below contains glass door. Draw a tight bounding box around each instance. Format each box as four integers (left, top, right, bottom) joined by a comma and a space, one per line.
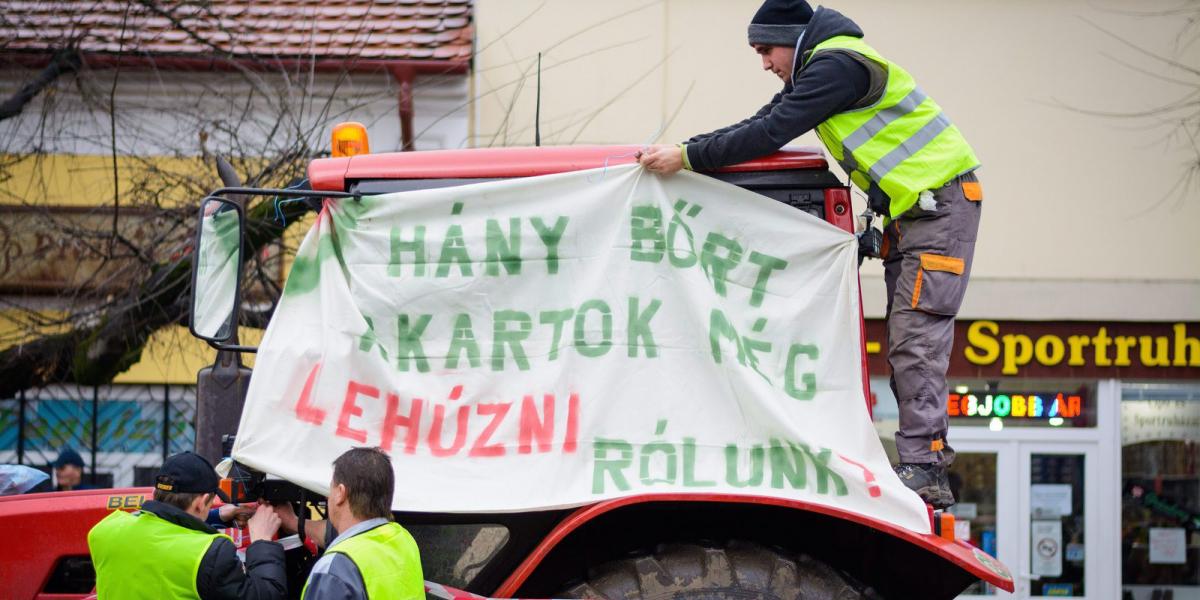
952, 441, 1018, 599
951, 440, 1104, 599
1018, 443, 1101, 598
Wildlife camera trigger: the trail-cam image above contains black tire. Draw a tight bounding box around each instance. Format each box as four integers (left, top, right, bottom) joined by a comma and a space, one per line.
561, 541, 880, 600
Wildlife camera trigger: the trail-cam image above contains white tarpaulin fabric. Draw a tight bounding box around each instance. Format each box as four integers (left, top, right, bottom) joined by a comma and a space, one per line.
231, 164, 931, 533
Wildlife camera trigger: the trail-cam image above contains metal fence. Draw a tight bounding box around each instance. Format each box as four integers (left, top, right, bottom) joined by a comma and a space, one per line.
0, 384, 196, 488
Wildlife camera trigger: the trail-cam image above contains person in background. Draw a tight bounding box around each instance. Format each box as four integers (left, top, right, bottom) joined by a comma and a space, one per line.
52, 448, 94, 491
88, 451, 286, 599
296, 447, 424, 600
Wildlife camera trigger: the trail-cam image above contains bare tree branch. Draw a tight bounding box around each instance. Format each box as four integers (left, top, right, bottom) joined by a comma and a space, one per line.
0, 48, 81, 122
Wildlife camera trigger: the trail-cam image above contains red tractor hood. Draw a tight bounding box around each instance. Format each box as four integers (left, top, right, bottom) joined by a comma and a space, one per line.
308, 145, 828, 191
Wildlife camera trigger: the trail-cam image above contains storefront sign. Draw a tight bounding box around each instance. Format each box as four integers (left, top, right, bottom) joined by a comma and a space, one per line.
948, 390, 1084, 420
1149, 527, 1187, 564
1121, 400, 1200, 444
865, 320, 1200, 379
1031, 520, 1063, 577
1031, 484, 1072, 518
963, 321, 1200, 375
0, 207, 188, 293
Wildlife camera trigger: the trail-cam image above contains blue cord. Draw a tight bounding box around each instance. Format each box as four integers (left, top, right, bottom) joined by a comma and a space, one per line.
273, 179, 311, 226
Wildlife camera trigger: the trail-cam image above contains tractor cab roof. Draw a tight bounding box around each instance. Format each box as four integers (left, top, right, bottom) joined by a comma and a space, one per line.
308, 145, 829, 191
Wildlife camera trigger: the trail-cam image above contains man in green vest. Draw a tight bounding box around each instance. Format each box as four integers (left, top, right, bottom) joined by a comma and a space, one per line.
638, 0, 980, 509
300, 447, 424, 600
87, 451, 287, 598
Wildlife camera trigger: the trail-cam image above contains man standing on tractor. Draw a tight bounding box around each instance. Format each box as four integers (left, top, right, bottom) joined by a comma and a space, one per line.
301, 447, 424, 600
637, 0, 981, 509
87, 451, 287, 598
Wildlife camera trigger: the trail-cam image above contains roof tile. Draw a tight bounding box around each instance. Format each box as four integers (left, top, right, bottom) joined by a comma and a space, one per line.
1, 0, 473, 63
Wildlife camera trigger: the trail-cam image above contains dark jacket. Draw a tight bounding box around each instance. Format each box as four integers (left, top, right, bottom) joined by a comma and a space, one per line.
685, 7, 884, 171
139, 500, 287, 600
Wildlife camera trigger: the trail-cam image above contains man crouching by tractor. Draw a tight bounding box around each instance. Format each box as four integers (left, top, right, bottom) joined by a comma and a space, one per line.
295, 447, 424, 600
87, 451, 287, 599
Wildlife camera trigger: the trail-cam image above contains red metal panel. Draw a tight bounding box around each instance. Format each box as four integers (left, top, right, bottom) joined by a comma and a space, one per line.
0, 488, 152, 599
818, 186, 872, 417
308, 146, 829, 191
822, 187, 853, 234
858, 275, 873, 419
310, 157, 352, 192
493, 494, 1014, 596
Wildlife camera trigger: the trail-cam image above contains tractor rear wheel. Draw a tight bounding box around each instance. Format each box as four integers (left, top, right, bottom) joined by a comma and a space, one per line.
560, 541, 880, 600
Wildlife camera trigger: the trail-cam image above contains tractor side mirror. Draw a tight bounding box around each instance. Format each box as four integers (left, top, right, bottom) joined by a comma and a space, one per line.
190, 197, 244, 343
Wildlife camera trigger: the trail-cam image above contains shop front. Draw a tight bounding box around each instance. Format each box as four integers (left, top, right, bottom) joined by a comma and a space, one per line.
866, 319, 1200, 599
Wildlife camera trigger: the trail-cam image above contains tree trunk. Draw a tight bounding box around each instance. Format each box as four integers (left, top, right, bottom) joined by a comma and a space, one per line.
0, 195, 309, 398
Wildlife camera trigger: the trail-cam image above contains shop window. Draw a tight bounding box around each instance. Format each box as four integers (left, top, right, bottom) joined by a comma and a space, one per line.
1030, 453, 1086, 597
948, 452, 1000, 595
1121, 383, 1199, 599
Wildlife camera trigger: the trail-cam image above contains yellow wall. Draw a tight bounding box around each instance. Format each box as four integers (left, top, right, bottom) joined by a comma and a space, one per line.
1, 150, 282, 386
0, 153, 221, 207
113, 326, 263, 384
0, 313, 263, 385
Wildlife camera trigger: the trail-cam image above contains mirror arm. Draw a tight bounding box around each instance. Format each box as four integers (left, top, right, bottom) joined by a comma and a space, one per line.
204, 340, 260, 354
209, 188, 361, 202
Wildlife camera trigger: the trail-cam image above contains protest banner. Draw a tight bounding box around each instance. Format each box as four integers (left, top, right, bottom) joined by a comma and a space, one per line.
231, 164, 930, 533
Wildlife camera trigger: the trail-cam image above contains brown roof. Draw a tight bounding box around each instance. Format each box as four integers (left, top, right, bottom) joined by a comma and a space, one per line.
1, 0, 473, 63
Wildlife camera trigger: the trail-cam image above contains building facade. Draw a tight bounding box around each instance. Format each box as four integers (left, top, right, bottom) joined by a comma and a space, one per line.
473, 1, 1200, 598
867, 319, 1199, 598
0, 0, 473, 487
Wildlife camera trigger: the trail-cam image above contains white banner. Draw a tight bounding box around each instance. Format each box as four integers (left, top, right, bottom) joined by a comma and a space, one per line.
232, 165, 930, 533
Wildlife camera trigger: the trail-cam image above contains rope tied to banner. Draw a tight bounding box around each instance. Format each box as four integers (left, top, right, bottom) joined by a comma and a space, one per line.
587, 122, 668, 184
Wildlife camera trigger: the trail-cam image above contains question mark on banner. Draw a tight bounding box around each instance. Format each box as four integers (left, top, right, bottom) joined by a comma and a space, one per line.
838, 454, 882, 498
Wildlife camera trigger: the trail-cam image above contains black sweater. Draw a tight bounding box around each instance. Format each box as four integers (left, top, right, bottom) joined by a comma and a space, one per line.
139, 501, 287, 600
685, 7, 877, 171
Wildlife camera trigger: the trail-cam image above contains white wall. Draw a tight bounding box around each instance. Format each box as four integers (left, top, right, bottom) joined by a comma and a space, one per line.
475, 0, 1200, 320
0, 69, 469, 156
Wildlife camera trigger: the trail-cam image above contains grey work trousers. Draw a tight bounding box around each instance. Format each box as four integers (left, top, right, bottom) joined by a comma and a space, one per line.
882, 172, 982, 465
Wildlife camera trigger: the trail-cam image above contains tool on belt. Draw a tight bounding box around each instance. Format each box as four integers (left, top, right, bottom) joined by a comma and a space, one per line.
857, 209, 884, 265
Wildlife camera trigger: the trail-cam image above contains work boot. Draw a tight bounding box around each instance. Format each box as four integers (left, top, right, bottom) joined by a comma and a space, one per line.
894, 463, 955, 508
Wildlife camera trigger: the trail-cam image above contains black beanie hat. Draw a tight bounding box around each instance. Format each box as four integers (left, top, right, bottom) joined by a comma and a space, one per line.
54, 448, 84, 469
747, 0, 815, 47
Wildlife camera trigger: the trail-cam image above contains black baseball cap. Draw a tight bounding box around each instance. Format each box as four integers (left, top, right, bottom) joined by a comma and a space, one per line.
155, 452, 230, 502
